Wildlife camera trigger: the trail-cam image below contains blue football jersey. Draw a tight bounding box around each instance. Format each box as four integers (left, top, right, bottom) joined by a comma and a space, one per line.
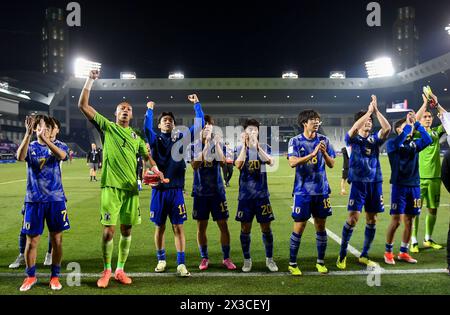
24, 141, 69, 202
234, 144, 271, 200
288, 133, 336, 196
345, 131, 384, 183
191, 140, 226, 198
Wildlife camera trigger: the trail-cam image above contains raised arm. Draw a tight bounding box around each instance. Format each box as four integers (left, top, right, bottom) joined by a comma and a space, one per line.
371, 95, 391, 139
257, 143, 274, 166
347, 102, 375, 138
16, 116, 34, 162
235, 133, 249, 170
387, 113, 415, 154
320, 141, 335, 168
78, 70, 99, 120
187, 94, 205, 140
415, 94, 429, 121
36, 119, 67, 160
288, 142, 321, 168
413, 121, 433, 152
430, 92, 448, 117
144, 102, 157, 146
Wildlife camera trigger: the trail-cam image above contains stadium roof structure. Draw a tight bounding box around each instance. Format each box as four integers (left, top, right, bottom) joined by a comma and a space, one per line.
1, 52, 450, 109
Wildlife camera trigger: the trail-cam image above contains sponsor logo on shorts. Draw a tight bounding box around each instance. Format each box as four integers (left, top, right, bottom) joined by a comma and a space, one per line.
237, 211, 244, 218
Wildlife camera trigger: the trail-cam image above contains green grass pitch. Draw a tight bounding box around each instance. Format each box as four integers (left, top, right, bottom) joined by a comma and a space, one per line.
0, 156, 449, 295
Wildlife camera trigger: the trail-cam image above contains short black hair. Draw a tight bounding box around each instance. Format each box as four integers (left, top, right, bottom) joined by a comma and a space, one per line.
33, 115, 52, 130
394, 118, 407, 135
354, 110, 374, 123
204, 115, 215, 125
50, 117, 61, 130
158, 111, 176, 124
298, 109, 321, 126
243, 118, 260, 130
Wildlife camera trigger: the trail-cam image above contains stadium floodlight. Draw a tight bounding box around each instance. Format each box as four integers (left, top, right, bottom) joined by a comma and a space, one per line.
446, 24, 450, 35
74, 58, 102, 79
282, 71, 298, 79
329, 71, 346, 79
365, 57, 395, 79
120, 72, 136, 80
168, 72, 184, 80
20, 90, 31, 94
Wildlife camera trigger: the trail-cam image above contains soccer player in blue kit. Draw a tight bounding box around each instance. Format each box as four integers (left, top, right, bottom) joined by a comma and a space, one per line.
190, 115, 236, 271
384, 111, 432, 265
9, 116, 62, 270
16, 116, 70, 291
287, 110, 336, 275
144, 94, 204, 277
235, 119, 278, 273
337, 95, 391, 269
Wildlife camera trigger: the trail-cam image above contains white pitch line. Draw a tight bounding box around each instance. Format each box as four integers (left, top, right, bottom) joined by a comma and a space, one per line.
0, 179, 26, 185
0, 269, 446, 278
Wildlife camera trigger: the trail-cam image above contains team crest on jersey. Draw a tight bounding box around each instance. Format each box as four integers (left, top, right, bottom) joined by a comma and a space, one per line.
349, 199, 355, 206
409, 142, 417, 149
131, 132, 138, 139
104, 212, 111, 221
431, 131, 438, 137
368, 136, 375, 144
391, 203, 397, 210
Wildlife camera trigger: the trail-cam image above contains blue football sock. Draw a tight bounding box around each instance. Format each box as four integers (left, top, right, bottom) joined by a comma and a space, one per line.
19, 232, 26, 255
199, 245, 208, 259
339, 222, 354, 260
400, 242, 409, 254
361, 224, 376, 258
385, 243, 394, 253
177, 252, 185, 265
51, 264, 61, 278
316, 231, 328, 263
240, 232, 251, 259
157, 249, 166, 261
289, 232, 302, 265
26, 265, 36, 277
262, 231, 274, 259
222, 245, 230, 260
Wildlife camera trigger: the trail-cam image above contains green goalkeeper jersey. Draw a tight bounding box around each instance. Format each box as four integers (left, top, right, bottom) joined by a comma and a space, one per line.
416, 125, 445, 179
93, 112, 148, 192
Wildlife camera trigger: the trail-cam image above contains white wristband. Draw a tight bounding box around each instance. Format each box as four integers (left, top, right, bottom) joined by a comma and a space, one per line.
83, 78, 94, 91
151, 165, 160, 173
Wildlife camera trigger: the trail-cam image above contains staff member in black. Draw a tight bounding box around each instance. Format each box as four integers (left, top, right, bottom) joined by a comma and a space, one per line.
440, 149, 450, 275
87, 143, 101, 181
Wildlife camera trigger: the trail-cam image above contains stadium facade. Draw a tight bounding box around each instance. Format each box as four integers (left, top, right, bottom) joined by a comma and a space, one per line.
1, 52, 450, 154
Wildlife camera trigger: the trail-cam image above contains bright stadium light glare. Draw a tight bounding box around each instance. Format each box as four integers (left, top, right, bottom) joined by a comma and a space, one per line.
120, 72, 136, 80
168, 72, 184, 79
329, 71, 346, 79
282, 71, 298, 79
365, 57, 395, 79
446, 24, 450, 35
74, 58, 102, 79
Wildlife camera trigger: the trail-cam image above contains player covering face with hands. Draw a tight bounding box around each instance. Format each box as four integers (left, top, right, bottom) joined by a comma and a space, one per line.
16, 115, 70, 292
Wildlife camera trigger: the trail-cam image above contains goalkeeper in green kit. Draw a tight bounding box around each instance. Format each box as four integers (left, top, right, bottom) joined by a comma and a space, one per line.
78, 70, 165, 288
411, 89, 447, 253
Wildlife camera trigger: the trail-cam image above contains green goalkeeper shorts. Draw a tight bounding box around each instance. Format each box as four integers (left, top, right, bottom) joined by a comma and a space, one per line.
100, 187, 141, 226
420, 178, 441, 209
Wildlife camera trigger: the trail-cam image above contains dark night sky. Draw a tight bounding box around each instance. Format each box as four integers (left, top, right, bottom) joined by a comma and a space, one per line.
1, 0, 450, 78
